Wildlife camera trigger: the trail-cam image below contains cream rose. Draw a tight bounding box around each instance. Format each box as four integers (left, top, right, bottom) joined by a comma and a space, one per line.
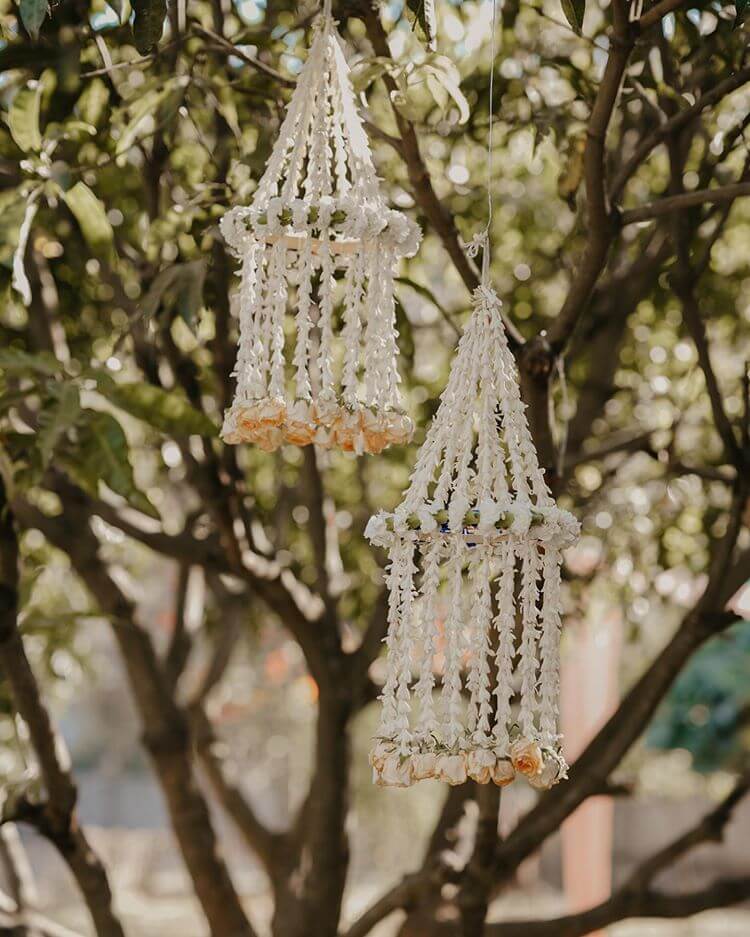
364, 514, 390, 547
377, 753, 413, 788
466, 749, 496, 784
411, 752, 437, 781
369, 740, 394, 773
510, 739, 544, 778
527, 759, 560, 791
435, 753, 467, 786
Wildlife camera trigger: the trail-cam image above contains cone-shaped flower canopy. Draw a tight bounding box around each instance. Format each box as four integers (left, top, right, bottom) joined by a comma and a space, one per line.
366, 284, 579, 789
220, 11, 421, 454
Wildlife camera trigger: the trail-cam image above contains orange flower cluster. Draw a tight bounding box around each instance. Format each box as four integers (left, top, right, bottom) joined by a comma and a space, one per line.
222, 397, 413, 454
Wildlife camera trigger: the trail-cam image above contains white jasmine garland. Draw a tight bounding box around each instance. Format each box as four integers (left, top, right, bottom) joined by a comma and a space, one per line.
220, 10, 421, 453
367, 284, 579, 789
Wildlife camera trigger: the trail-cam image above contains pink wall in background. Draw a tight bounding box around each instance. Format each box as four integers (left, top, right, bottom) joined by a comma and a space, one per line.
560, 606, 622, 936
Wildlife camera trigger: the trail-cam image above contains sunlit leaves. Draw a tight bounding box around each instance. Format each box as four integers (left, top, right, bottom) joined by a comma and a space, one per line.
115, 80, 184, 156
95, 375, 216, 437
9, 82, 42, 152
139, 260, 207, 330
0, 348, 61, 377
63, 410, 158, 518
61, 182, 115, 262
37, 382, 81, 467
363, 54, 469, 124
76, 78, 110, 127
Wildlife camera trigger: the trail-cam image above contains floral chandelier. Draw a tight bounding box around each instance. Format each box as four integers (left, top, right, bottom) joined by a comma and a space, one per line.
366, 284, 579, 789
220, 6, 421, 454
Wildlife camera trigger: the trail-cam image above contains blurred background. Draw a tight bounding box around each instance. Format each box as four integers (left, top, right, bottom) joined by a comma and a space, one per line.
1, 0, 750, 935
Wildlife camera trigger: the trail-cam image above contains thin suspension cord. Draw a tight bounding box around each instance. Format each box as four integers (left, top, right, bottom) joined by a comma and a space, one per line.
484, 0, 499, 281
464, 0, 500, 282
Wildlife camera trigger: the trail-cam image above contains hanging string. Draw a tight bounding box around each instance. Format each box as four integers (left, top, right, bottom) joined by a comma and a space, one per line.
464, 0, 499, 284
484, 0, 498, 279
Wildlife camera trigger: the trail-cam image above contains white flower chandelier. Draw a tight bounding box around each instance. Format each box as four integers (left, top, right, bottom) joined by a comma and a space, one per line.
220, 6, 421, 454
366, 284, 579, 789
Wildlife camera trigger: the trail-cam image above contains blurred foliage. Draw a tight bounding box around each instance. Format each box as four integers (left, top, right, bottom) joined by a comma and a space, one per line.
0, 0, 749, 806
649, 619, 750, 772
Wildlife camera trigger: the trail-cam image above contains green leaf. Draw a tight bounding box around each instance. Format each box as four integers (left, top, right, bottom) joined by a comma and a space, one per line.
0, 347, 61, 377
76, 78, 110, 127
61, 182, 115, 262
9, 83, 43, 152
19, 0, 48, 39
406, 0, 437, 48
421, 57, 469, 123
65, 410, 158, 517
132, 0, 166, 54
37, 382, 81, 467
139, 260, 206, 329
95, 375, 216, 437
115, 81, 181, 156
560, 0, 585, 34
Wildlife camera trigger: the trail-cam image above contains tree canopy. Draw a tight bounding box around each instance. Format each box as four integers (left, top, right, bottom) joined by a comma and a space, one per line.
1, 1, 750, 936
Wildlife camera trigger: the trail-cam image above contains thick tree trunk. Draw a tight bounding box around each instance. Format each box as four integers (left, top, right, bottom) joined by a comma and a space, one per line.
18, 500, 256, 937
0, 491, 125, 937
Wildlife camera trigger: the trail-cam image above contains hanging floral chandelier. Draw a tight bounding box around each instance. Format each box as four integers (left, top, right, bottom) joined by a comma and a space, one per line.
220, 7, 421, 454
366, 284, 579, 789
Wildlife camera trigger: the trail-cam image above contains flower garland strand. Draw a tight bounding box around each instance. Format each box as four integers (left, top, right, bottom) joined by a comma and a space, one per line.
220, 7, 421, 454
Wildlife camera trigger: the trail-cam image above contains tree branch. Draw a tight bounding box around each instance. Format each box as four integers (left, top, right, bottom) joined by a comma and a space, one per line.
0, 487, 124, 937
546, 26, 634, 352
360, 5, 525, 348
13, 498, 258, 937
485, 773, 750, 937
610, 66, 750, 203
491, 466, 749, 887
620, 181, 750, 225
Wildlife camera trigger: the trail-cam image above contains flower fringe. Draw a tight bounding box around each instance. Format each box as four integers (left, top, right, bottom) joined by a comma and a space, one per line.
220, 12, 420, 453
367, 285, 580, 790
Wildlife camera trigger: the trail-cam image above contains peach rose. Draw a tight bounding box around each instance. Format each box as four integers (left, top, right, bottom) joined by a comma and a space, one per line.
252, 425, 284, 452
491, 758, 516, 787
330, 410, 365, 453
312, 396, 338, 428
284, 401, 317, 446
237, 397, 286, 431
361, 410, 389, 454
509, 739, 544, 778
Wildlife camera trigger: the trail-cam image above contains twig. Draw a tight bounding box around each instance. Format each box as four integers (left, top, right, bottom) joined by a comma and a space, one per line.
191, 25, 294, 86
620, 181, 750, 225
610, 66, 750, 202
637, 0, 688, 31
